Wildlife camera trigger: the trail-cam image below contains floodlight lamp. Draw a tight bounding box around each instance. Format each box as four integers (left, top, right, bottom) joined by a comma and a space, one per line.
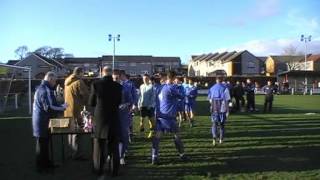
117, 34, 120, 41
108, 34, 112, 41
300, 34, 304, 42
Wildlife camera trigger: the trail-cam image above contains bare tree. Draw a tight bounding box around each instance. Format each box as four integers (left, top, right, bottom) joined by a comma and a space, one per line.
34, 46, 52, 57
47, 48, 64, 59
282, 44, 304, 55
14, 46, 29, 60
282, 44, 304, 71
16, 45, 73, 59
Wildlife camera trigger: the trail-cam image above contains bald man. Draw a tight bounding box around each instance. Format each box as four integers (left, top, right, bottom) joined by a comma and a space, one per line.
89, 66, 122, 176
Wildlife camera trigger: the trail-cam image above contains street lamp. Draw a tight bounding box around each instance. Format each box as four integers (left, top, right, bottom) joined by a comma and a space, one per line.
108, 34, 120, 70
300, 34, 312, 95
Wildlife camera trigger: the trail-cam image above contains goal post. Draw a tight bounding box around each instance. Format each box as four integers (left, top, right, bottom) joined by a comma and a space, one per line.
0, 64, 32, 114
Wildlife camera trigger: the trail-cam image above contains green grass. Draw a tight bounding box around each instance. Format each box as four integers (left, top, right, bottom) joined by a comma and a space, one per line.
0, 95, 320, 180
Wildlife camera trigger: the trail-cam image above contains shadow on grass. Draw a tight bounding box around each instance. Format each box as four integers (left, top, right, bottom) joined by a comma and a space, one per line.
1, 103, 320, 179
195, 97, 320, 117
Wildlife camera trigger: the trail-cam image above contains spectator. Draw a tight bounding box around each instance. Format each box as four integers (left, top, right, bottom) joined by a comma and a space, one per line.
262, 81, 275, 113
233, 81, 245, 112
245, 79, 256, 112
64, 67, 89, 160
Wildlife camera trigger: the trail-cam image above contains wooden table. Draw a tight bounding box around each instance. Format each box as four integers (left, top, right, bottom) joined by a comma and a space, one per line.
49, 127, 92, 162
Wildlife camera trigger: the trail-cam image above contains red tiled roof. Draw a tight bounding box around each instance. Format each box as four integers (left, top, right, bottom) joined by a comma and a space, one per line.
307, 54, 320, 62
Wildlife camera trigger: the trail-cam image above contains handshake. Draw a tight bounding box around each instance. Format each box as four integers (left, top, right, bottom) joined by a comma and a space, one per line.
61, 103, 68, 110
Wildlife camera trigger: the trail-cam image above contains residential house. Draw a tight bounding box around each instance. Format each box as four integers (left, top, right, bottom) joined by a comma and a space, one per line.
13, 53, 66, 79
8, 54, 181, 79
188, 50, 262, 77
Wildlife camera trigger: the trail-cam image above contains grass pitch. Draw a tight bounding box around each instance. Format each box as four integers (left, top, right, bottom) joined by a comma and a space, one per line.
0, 95, 320, 180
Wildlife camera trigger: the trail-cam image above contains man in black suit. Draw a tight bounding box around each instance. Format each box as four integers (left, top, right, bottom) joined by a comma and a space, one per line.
89, 66, 122, 176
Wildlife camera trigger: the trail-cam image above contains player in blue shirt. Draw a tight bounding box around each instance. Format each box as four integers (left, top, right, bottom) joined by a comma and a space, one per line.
184, 78, 198, 127
120, 70, 138, 143
113, 70, 133, 165
208, 76, 231, 146
174, 77, 186, 127
151, 71, 188, 165
154, 73, 167, 121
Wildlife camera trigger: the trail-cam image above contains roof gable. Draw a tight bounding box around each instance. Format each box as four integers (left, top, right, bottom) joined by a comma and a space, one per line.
269, 55, 305, 63
307, 54, 320, 62
15, 53, 55, 67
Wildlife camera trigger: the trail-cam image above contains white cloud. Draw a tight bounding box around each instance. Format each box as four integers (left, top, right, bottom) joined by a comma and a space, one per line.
215, 37, 320, 56
213, 9, 320, 56
223, 0, 281, 27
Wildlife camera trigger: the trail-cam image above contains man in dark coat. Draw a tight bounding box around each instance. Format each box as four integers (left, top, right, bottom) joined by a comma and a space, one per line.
262, 80, 275, 113
245, 78, 256, 112
233, 81, 245, 112
32, 72, 67, 172
89, 66, 122, 176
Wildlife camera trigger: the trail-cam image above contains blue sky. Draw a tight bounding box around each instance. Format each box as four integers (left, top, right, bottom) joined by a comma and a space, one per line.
0, 0, 319, 63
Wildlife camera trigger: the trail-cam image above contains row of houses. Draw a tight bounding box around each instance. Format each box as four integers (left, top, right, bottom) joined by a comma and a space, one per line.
188, 50, 263, 77
3, 50, 320, 84
188, 50, 320, 77
4, 53, 183, 79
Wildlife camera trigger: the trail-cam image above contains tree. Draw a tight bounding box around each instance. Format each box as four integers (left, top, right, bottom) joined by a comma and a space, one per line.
282, 44, 304, 71
33, 46, 72, 59
34, 46, 52, 57
282, 44, 303, 56
14, 46, 29, 60
47, 48, 64, 59
15, 45, 73, 59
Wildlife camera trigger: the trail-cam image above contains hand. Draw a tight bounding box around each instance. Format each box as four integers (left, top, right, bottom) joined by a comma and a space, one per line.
62, 103, 68, 109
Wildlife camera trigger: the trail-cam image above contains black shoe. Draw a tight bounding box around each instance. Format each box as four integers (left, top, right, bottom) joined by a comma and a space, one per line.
140, 127, 145, 132
73, 156, 88, 161
180, 154, 190, 161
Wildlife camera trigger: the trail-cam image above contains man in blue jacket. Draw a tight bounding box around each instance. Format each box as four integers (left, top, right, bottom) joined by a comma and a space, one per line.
184, 78, 198, 127
32, 72, 67, 172
151, 71, 188, 165
115, 70, 133, 165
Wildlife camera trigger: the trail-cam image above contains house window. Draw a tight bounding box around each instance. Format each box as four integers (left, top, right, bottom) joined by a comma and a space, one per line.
119, 63, 126, 67
38, 65, 49, 68
130, 63, 136, 66
248, 61, 255, 68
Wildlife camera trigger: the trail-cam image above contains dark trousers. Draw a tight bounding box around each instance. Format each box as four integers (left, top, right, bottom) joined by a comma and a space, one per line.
246, 94, 255, 111
93, 138, 119, 176
234, 96, 245, 111
264, 97, 273, 112
35, 137, 50, 169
